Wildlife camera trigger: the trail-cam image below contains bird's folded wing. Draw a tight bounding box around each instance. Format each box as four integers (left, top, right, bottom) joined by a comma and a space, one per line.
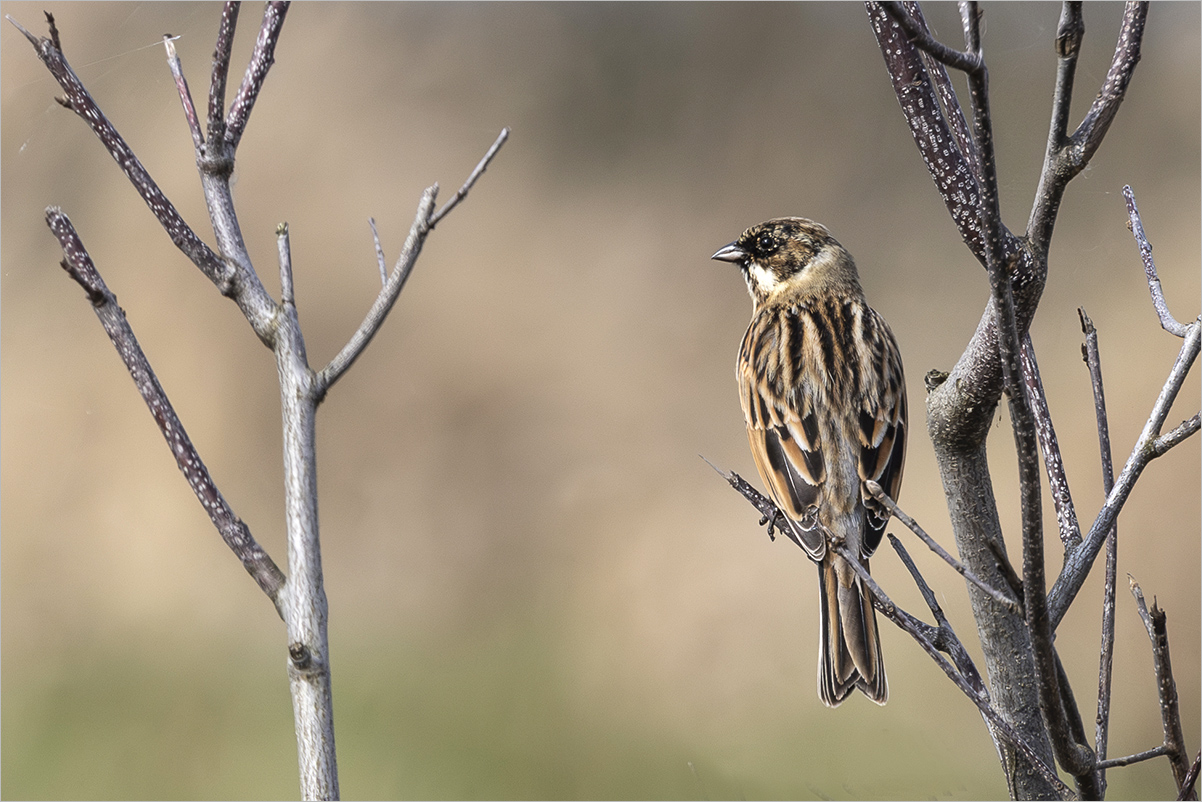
856, 317, 908, 557
742, 375, 826, 560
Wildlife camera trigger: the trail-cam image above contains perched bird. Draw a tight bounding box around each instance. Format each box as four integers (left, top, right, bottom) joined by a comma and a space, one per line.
712, 218, 907, 707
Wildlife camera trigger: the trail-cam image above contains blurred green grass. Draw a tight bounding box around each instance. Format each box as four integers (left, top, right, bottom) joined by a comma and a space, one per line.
3, 622, 1186, 799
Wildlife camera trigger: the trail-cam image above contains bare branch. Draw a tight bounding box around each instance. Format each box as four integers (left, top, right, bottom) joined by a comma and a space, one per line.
869, 3, 1161, 797
1097, 745, 1169, 770
368, 218, 387, 287
866, 2, 1020, 265
1050, 321, 1200, 627
1027, 0, 1083, 252
879, 2, 984, 73
715, 465, 1072, 799
429, 127, 510, 228
864, 480, 1021, 614
42, 9, 61, 51
277, 222, 294, 307
1049, 3, 1084, 147
1080, 308, 1119, 791
926, 32, 979, 180
985, 536, 1024, 606
225, 1, 289, 150
314, 187, 437, 399
1130, 576, 1197, 799
207, 1, 240, 141
163, 35, 203, 150
1153, 414, 1202, 453
961, 3, 1093, 785
881, 3, 1099, 788
837, 537, 1074, 800
1125, 185, 1191, 337
702, 459, 806, 552
884, 534, 988, 698
1181, 753, 1202, 802
7, 14, 231, 290
45, 208, 287, 613
1070, 3, 1148, 166
315, 127, 510, 397
1029, 2, 1148, 250
1020, 333, 1083, 550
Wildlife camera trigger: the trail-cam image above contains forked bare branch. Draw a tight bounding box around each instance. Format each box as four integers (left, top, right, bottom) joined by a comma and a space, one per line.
7, 13, 230, 291
864, 480, 1021, 614
1049, 322, 1200, 628
315, 127, 510, 397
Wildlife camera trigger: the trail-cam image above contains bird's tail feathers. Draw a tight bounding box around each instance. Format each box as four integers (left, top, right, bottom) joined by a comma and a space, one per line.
817, 555, 887, 707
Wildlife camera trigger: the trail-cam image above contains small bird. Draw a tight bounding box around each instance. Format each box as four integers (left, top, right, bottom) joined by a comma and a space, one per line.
712, 218, 907, 706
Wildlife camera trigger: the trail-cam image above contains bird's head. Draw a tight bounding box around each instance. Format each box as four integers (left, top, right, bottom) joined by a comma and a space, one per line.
711, 217, 861, 307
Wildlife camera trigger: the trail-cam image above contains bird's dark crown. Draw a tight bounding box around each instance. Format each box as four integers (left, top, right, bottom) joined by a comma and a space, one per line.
712, 217, 861, 306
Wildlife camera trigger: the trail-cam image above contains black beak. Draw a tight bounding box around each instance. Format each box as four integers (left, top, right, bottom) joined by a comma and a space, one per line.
711, 242, 748, 263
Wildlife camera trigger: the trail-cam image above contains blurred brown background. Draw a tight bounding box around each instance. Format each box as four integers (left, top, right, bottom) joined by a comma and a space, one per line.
2, 3, 1198, 799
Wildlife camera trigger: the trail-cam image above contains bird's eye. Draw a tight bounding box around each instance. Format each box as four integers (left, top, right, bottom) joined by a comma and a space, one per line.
755, 233, 778, 254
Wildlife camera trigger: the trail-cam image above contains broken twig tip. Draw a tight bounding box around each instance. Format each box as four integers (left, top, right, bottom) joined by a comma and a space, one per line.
699, 454, 732, 482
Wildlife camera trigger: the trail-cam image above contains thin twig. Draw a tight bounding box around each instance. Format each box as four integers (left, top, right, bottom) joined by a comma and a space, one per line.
7, 14, 230, 289
277, 222, 294, 307
713, 465, 1072, 798
429, 127, 510, 228
1153, 414, 1202, 453
879, 2, 984, 74
163, 34, 203, 150
368, 218, 387, 287
316, 127, 510, 397
1096, 745, 1169, 770
885, 534, 988, 699
702, 458, 805, 551
835, 537, 1073, 800
1027, 0, 1083, 249
207, 1, 239, 141
1049, 2, 1084, 145
1029, 3, 1147, 250
1180, 753, 1202, 802
314, 187, 438, 399
225, 1, 289, 149
1054, 649, 1094, 785
864, 480, 1021, 614
1125, 185, 1190, 337
1070, 4, 1148, 166
45, 208, 287, 613
1080, 307, 1118, 789
1130, 576, 1196, 798
43, 9, 61, 51
1050, 322, 1201, 627
1020, 333, 1083, 550
985, 537, 1024, 604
